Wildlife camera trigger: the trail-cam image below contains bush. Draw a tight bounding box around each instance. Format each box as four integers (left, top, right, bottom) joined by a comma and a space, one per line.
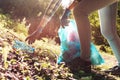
89, 6, 120, 45
13, 19, 28, 36
0, 0, 50, 18
0, 13, 28, 36
89, 11, 108, 45
0, 13, 14, 29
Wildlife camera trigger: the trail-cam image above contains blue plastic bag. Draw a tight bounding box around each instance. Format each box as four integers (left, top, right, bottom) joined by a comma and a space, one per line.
13, 40, 35, 53
57, 20, 105, 65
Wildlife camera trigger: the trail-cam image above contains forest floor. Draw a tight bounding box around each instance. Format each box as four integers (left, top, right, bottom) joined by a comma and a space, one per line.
102, 52, 117, 68
0, 26, 120, 80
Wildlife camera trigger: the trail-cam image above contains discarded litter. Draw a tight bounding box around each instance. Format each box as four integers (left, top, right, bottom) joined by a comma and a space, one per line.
57, 19, 105, 65
13, 40, 35, 53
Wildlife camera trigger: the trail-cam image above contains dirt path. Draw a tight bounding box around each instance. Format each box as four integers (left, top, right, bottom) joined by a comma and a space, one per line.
99, 52, 118, 70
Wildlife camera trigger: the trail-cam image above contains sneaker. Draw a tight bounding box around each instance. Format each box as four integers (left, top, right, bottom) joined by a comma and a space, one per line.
105, 66, 120, 75
66, 57, 91, 73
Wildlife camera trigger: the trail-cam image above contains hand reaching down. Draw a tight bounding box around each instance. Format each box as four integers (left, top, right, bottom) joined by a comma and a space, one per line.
25, 28, 42, 44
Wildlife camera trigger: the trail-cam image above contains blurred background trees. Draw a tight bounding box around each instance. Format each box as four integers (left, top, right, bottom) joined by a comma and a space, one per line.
0, 0, 50, 18
0, 0, 61, 42
0, 0, 120, 45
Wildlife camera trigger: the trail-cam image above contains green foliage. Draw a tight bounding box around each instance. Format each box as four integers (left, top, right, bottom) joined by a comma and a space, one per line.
0, 13, 13, 29
33, 38, 60, 57
0, 23, 120, 80
1, 43, 11, 69
89, 11, 100, 28
118, 2, 120, 10
89, 9, 120, 45
13, 19, 28, 36
0, 28, 73, 79
0, 0, 50, 18
89, 11, 108, 45
117, 17, 120, 36
0, 13, 28, 36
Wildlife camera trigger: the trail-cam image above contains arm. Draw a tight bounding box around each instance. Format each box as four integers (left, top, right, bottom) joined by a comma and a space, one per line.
25, 0, 80, 44
37, 0, 62, 31
38, 0, 79, 30
25, 0, 62, 44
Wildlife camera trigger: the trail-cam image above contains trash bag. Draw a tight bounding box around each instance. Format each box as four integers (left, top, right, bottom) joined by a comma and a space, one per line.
13, 40, 35, 53
57, 19, 105, 65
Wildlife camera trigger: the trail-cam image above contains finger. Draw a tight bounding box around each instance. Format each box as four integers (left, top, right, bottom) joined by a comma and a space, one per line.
28, 40, 30, 44
28, 39, 33, 44
25, 36, 29, 41
28, 39, 35, 44
29, 40, 33, 44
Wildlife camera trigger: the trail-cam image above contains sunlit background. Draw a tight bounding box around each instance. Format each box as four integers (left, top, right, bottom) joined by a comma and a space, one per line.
61, 0, 73, 8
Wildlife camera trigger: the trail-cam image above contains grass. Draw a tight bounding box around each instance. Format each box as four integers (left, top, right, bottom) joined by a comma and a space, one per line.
0, 26, 120, 80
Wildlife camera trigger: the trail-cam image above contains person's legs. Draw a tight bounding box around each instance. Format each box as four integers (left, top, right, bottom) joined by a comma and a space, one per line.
99, 2, 120, 75
73, 0, 117, 61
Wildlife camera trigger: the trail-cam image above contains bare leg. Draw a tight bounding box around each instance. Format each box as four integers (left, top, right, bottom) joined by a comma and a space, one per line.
99, 2, 120, 66
73, 0, 117, 61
